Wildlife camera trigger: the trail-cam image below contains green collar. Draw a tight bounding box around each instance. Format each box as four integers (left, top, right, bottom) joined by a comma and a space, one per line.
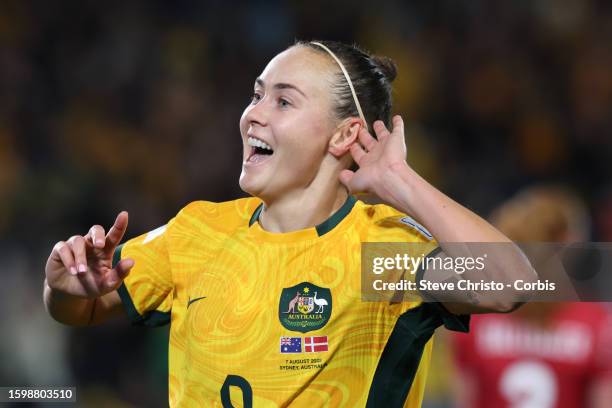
249, 195, 357, 237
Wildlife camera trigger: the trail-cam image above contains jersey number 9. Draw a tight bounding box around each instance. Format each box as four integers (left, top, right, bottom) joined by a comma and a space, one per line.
221, 375, 253, 408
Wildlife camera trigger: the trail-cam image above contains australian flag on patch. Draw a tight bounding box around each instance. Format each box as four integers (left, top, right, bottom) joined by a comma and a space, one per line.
280, 337, 302, 353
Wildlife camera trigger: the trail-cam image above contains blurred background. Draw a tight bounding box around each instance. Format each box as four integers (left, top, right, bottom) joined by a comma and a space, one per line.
1, 0, 611, 406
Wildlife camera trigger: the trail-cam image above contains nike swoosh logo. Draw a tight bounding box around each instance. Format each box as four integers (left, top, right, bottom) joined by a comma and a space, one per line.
187, 296, 207, 308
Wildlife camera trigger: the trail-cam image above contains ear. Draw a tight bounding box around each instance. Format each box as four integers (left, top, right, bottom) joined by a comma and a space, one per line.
329, 118, 363, 158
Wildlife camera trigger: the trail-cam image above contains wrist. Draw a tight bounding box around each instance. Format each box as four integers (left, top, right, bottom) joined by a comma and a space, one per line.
378, 161, 420, 212
388, 160, 411, 174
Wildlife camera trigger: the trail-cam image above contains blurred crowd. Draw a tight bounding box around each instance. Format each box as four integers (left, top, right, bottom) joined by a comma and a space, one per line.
0, 0, 611, 406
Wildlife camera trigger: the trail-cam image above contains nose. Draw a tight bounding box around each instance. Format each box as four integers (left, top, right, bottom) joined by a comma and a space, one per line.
244, 97, 268, 128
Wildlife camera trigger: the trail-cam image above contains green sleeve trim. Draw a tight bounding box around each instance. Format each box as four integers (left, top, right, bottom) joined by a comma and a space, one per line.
112, 244, 124, 268
365, 303, 440, 407
113, 245, 171, 328
415, 246, 470, 332
430, 302, 470, 332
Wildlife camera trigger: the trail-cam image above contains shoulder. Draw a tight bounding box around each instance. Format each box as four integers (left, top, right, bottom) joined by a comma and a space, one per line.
353, 200, 434, 242
171, 197, 261, 233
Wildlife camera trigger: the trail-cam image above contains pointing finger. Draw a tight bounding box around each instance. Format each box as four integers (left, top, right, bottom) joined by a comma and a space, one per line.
106, 211, 129, 250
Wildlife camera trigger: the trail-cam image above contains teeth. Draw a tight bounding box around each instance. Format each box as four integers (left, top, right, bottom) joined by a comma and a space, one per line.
248, 137, 273, 151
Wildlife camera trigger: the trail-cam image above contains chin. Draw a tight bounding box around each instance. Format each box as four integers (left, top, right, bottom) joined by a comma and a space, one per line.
239, 172, 263, 198
240, 177, 282, 205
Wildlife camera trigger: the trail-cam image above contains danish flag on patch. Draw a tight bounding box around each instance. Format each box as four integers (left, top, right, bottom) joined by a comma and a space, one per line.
304, 336, 328, 353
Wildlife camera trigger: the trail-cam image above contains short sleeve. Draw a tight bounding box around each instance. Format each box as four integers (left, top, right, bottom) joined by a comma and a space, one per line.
364, 203, 469, 331
430, 302, 470, 332
415, 247, 471, 333
114, 221, 174, 327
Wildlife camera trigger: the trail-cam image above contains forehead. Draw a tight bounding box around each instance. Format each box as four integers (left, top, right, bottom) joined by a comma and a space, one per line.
257, 46, 335, 98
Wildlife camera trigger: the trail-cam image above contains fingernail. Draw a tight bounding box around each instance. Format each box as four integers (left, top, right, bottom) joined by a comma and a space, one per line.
108, 279, 116, 286
95, 239, 104, 247
78, 264, 87, 273
70, 266, 77, 275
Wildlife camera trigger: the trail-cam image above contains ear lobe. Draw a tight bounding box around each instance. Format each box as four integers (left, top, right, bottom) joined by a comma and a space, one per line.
329, 121, 361, 158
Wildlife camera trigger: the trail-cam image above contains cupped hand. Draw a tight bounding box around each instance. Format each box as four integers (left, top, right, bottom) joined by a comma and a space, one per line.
339, 115, 410, 200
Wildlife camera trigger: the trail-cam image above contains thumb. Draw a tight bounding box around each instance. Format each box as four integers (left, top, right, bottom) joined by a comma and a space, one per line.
339, 169, 354, 190
105, 258, 135, 289
340, 169, 371, 194
115, 258, 134, 281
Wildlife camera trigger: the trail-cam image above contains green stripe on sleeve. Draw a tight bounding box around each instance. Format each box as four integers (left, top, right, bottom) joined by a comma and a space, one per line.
365, 303, 439, 407
415, 247, 470, 332
366, 246, 472, 406
112, 244, 124, 268
113, 244, 171, 328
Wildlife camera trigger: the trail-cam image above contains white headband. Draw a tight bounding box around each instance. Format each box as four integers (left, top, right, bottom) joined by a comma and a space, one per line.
310, 41, 368, 131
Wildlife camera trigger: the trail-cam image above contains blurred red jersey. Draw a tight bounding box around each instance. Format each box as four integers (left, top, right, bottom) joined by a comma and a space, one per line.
452, 303, 612, 408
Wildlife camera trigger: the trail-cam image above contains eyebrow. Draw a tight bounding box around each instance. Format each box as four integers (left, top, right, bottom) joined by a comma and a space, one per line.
255, 77, 307, 99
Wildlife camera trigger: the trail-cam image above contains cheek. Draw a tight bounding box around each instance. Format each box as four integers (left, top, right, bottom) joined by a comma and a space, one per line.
279, 120, 329, 166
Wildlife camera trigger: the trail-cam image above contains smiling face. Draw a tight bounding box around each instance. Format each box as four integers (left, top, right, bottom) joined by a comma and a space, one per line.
239, 46, 341, 202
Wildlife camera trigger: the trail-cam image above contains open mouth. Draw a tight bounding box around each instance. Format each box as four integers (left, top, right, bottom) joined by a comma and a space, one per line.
247, 136, 274, 164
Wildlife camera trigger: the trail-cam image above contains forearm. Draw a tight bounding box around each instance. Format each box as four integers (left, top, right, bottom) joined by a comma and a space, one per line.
381, 163, 509, 243
381, 163, 535, 312
44, 279, 95, 326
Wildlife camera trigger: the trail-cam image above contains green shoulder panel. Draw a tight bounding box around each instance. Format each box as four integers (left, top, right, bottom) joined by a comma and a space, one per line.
366, 246, 470, 406
113, 244, 171, 328
365, 303, 440, 407
415, 247, 471, 332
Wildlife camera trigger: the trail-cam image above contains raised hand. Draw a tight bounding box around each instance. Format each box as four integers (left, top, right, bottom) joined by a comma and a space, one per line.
45, 211, 134, 298
339, 115, 409, 203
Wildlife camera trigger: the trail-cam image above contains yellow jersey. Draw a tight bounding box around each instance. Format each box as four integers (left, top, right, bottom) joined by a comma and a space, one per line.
114, 196, 469, 407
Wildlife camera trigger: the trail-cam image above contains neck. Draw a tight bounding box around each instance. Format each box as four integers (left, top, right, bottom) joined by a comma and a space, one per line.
258, 176, 349, 233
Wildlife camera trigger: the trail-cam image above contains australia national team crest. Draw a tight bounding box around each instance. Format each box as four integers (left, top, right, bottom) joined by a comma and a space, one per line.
279, 282, 332, 333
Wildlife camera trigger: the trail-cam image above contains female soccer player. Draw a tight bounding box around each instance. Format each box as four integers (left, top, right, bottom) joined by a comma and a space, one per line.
44, 40, 532, 407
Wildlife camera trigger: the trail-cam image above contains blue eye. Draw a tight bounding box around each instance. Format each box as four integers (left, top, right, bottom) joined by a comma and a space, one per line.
278, 98, 290, 108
